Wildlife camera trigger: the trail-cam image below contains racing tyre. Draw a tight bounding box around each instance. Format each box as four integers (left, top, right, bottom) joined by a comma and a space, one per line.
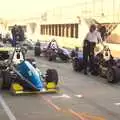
72, 58, 83, 72
1, 71, 12, 89
72, 58, 79, 71
48, 54, 56, 61
45, 69, 58, 85
47, 49, 56, 61
48, 55, 52, 61
107, 67, 120, 83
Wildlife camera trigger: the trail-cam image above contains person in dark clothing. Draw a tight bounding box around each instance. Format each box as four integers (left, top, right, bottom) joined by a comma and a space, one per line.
35, 40, 41, 46
99, 25, 107, 41
34, 40, 41, 56
0, 34, 2, 41
11, 25, 17, 47
83, 24, 102, 75
18, 26, 24, 41
11, 25, 25, 46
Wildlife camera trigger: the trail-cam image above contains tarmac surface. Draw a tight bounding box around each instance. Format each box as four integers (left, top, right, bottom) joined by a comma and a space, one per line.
0, 50, 120, 120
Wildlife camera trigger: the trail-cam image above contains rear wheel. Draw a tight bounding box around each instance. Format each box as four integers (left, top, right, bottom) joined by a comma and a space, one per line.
45, 69, 58, 85
72, 58, 83, 72
48, 53, 56, 61
72, 58, 79, 71
1, 71, 12, 89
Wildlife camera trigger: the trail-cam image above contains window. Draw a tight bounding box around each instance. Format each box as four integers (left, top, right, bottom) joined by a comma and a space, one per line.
66, 24, 69, 37
40, 25, 43, 34
46, 25, 48, 35
43, 25, 45, 34
75, 24, 78, 38
62, 24, 65, 37
49, 25, 52, 35
70, 24, 74, 38
58, 24, 61, 36
40, 23, 79, 38
52, 25, 54, 36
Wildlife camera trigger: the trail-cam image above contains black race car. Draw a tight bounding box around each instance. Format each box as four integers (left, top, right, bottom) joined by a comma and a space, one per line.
72, 45, 120, 83
42, 39, 70, 62
96, 46, 120, 83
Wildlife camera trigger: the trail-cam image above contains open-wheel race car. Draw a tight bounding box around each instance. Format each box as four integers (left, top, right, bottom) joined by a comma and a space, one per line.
42, 39, 70, 62
0, 46, 59, 95
95, 45, 120, 83
72, 44, 120, 83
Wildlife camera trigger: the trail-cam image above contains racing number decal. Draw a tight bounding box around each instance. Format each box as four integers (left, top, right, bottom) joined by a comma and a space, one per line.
28, 70, 32, 76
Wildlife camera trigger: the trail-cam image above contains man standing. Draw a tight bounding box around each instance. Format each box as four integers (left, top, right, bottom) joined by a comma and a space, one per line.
11, 25, 17, 47
83, 24, 102, 75
98, 25, 107, 41
35, 40, 41, 56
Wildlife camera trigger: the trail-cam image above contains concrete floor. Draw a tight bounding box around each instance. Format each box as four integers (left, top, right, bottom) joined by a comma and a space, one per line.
0, 50, 120, 120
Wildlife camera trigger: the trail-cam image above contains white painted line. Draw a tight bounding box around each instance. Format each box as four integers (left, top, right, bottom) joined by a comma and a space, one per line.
0, 95, 16, 120
75, 94, 83, 98
114, 103, 120, 106
52, 94, 71, 99
59, 79, 64, 84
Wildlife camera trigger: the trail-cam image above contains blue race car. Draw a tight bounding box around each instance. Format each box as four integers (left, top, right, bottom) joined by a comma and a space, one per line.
0, 46, 59, 95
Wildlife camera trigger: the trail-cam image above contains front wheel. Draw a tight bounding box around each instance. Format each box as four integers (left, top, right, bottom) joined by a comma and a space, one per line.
107, 67, 120, 83
1, 71, 12, 89
72, 58, 83, 72
72, 58, 79, 72
45, 69, 58, 85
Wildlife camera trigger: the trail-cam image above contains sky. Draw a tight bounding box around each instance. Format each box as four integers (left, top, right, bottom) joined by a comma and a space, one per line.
0, 0, 83, 20
0, 0, 118, 20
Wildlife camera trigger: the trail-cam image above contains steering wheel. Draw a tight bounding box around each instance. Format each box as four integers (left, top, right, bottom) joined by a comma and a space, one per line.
102, 45, 111, 61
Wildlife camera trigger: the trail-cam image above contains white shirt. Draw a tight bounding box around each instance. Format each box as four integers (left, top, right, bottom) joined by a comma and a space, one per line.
85, 31, 102, 43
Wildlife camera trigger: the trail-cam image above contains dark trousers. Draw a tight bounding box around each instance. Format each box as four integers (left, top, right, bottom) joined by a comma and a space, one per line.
83, 40, 96, 73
